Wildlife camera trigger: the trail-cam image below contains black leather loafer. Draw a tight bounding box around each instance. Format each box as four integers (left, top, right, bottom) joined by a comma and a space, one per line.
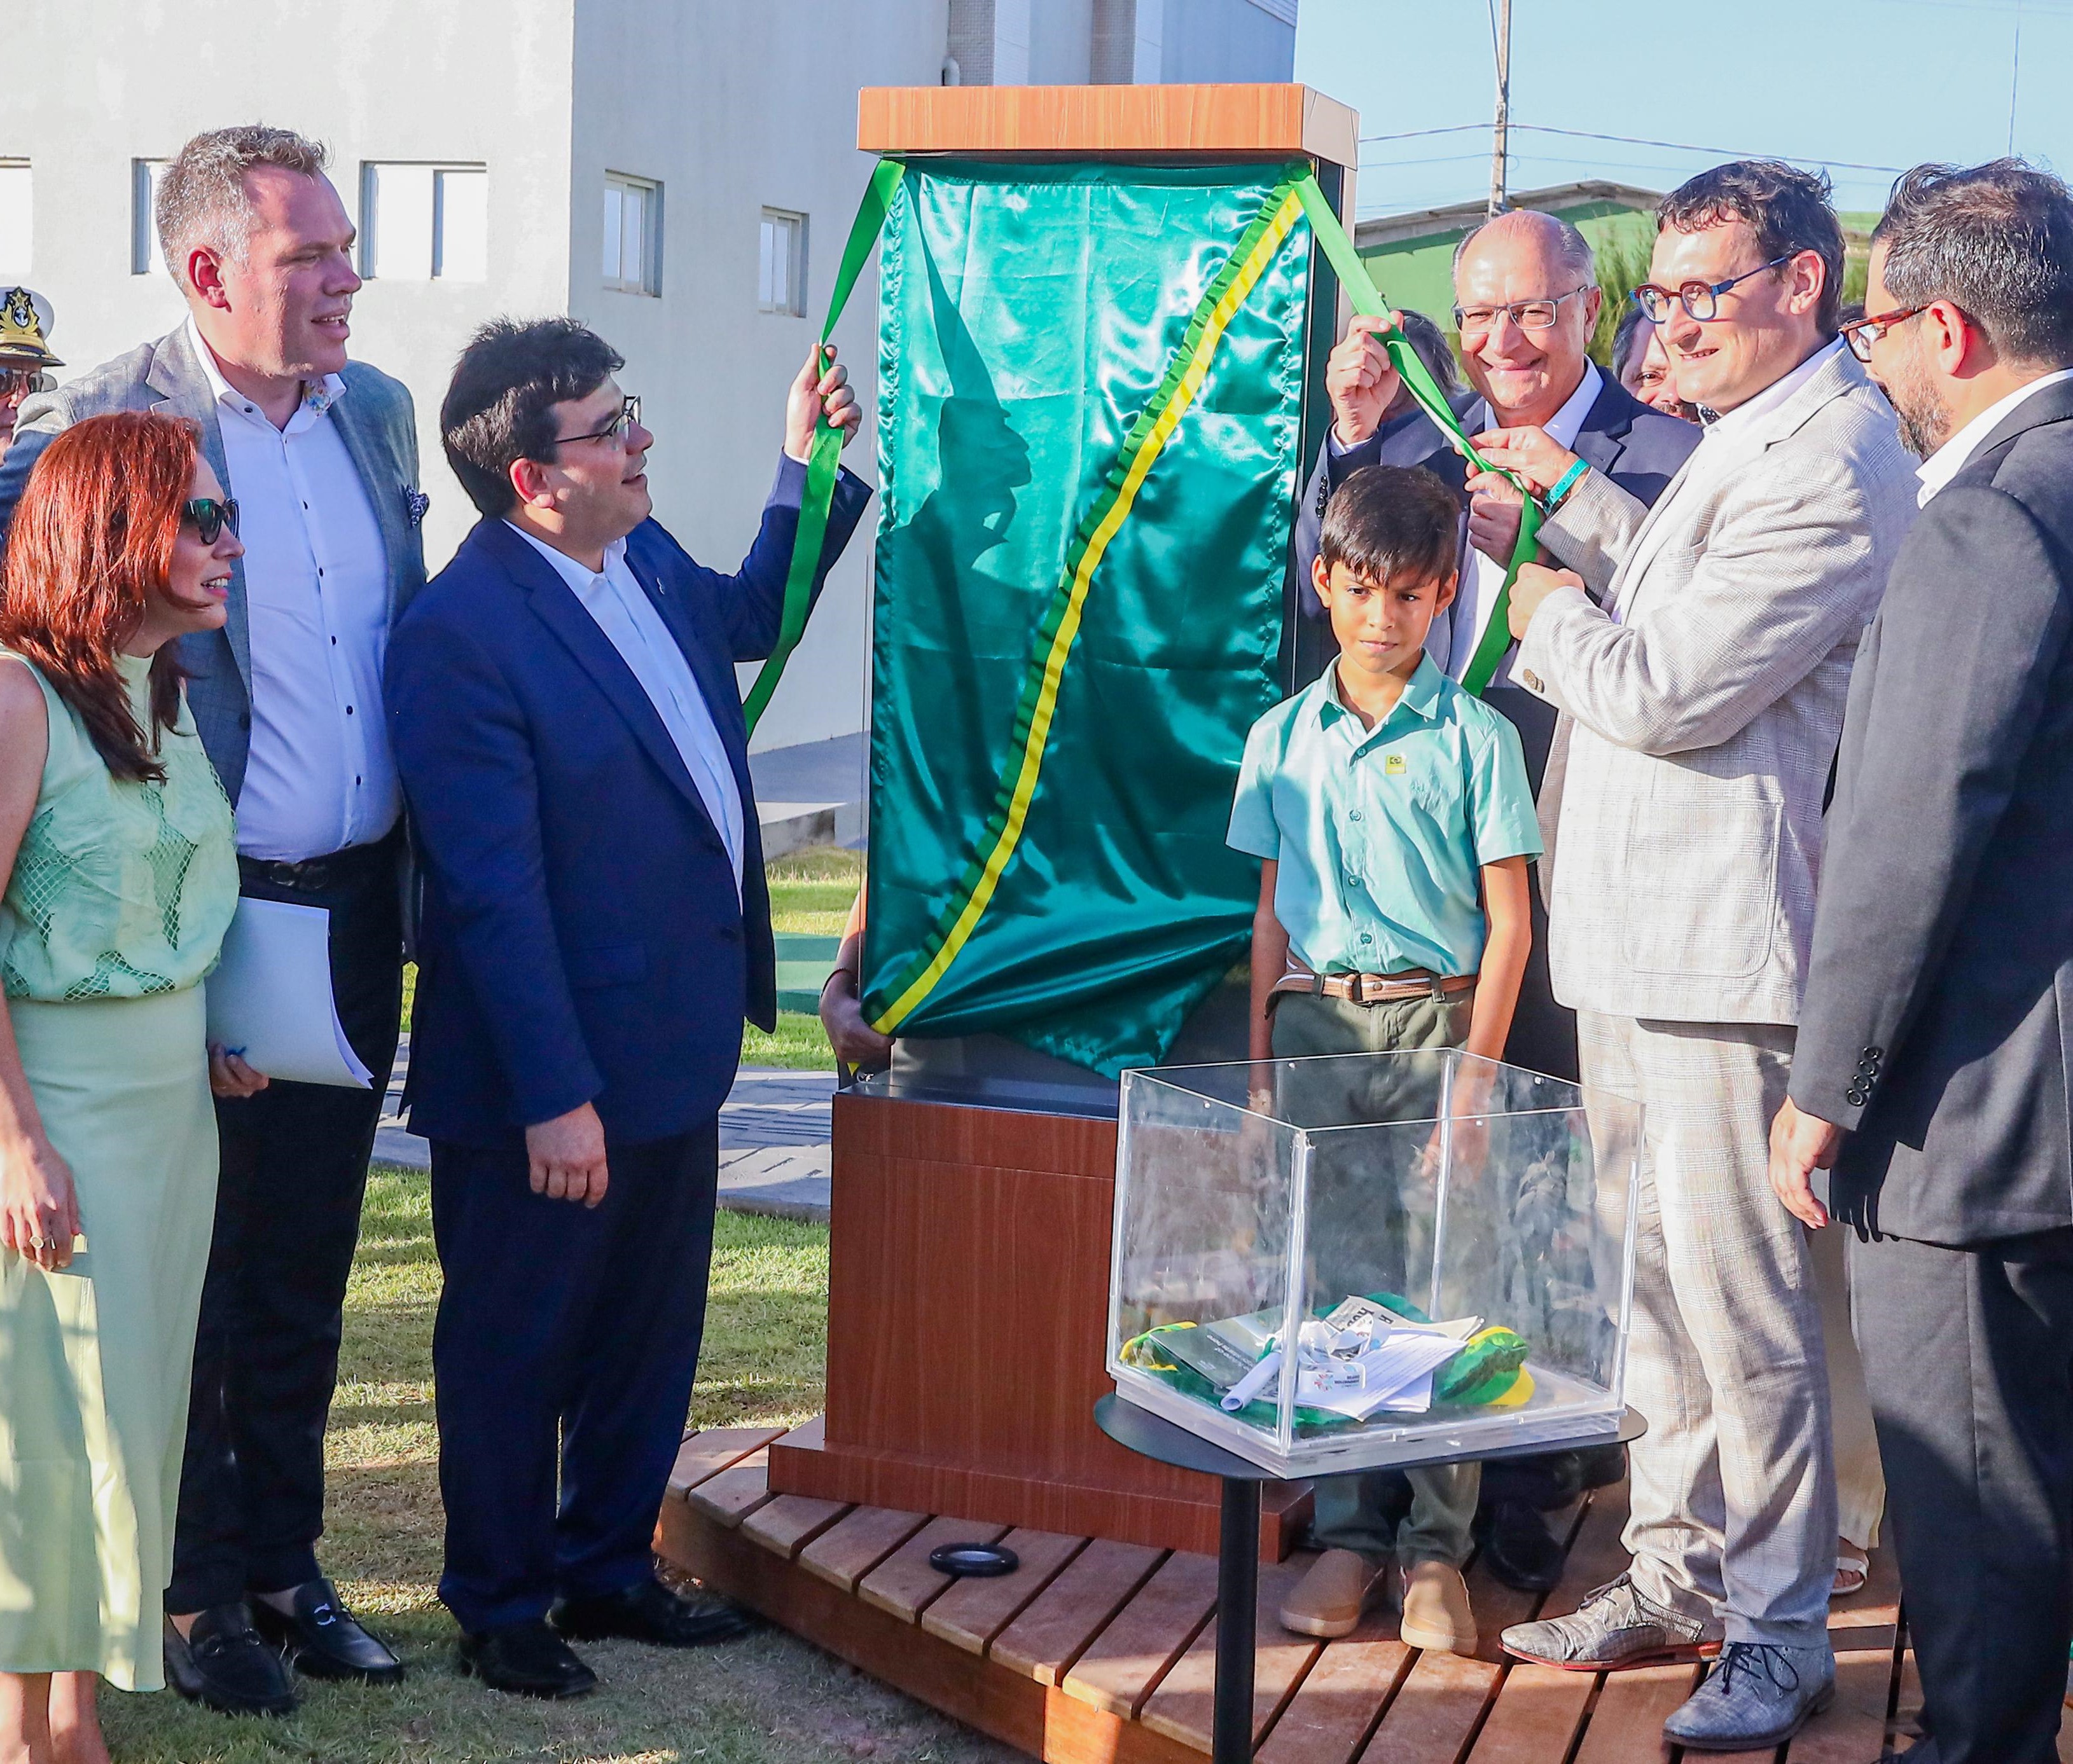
1479, 1498, 1570, 1594
163, 1604, 298, 1716
457, 1619, 598, 1699
550, 1576, 755, 1648
251, 1578, 405, 1685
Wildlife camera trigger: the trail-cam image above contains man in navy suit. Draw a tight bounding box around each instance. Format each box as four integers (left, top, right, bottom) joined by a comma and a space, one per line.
387, 318, 868, 1699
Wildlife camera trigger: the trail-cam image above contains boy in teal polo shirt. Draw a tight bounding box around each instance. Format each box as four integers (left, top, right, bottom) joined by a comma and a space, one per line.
1229, 464, 1541, 1653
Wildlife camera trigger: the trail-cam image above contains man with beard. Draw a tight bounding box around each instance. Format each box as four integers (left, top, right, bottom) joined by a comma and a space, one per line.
1771, 158, 2073, 1764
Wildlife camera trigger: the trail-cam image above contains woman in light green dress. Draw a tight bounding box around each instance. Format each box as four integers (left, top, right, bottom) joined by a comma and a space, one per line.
0, 413, 257, 1764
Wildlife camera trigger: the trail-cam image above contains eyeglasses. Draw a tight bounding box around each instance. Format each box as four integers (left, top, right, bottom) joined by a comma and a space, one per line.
1452, 287, 1594, 335
1632, 253, 1798, 323
1, 367, 34, 399
1839, 303, 1934, 363
182, 497, 240, 544
553, 394, 641, 448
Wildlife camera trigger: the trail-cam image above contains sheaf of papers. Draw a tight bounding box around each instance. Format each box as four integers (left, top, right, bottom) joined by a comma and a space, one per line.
1219, 1299, 1483, 1420
204, 897, 373, 1090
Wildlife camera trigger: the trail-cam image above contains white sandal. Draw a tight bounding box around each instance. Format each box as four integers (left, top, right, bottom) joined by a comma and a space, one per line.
1832, 1543, 1869, 1598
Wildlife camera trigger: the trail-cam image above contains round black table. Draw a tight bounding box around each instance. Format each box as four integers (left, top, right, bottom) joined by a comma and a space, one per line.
1094, 1393, 1647, 1764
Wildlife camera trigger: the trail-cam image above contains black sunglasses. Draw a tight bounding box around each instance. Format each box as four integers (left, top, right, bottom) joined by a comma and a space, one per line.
183, 497, 240, 544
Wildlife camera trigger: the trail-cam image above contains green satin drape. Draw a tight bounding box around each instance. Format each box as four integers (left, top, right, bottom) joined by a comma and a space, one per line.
861, 161, 1310, 1077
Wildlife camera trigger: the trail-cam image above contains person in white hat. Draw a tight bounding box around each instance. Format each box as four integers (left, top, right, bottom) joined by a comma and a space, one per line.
0, 287, 60, 464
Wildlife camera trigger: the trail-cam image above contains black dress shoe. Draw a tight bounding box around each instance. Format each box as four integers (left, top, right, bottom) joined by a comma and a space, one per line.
251, 1578, 405, 1685
1478, 1498, 1571, 1594
163, 1604, 298, 1716
457, 1620, 598, 1700
550, 1576, 755, 1648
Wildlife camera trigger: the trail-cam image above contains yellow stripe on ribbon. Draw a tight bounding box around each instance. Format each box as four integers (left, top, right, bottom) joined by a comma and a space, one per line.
872, 187, 1307, 1034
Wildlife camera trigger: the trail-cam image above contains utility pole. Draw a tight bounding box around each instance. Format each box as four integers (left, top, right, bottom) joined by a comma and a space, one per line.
1488, 0, 1513, 217
2007, 0, 2023, 155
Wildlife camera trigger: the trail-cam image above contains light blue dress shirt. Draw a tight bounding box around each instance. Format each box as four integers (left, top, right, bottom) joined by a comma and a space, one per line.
506, 521, 745, 889
1227, 655, 1541, 977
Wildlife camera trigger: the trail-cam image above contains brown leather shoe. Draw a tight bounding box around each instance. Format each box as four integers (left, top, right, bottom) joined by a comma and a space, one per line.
1279, 1549, 1388, 1639
1398, 1559, 1478, 1654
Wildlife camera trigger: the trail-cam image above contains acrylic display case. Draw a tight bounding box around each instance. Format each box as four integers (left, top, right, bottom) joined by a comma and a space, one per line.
1108, 1049, 1641, 1478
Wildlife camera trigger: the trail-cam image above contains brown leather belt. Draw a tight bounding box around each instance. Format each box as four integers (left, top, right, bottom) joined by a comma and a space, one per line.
1269, 966, 1476, 1007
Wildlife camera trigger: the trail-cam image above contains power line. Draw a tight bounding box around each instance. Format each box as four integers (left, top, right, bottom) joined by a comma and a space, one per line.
1357, 121, 1907, 176
1357, 123, 1493, 144
1522, 125, 1909, 174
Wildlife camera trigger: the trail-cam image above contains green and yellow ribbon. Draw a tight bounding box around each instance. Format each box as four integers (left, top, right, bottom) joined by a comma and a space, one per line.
1290, 175, 1544, 697
742, 156, 906, 736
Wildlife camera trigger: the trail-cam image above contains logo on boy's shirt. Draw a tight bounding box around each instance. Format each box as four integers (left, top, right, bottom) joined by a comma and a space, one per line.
1385, 753, 1408, 776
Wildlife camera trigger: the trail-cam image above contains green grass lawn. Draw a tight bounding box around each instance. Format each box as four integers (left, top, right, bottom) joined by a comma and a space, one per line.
763, 848, 863, 937
101, 1164, 1014, 1764
401, 848, 859, 1073
743, 847, 858, 1071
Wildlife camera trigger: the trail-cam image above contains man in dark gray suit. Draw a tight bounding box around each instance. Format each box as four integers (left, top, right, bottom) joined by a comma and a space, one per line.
0, 125, 425, 1713
1771, 158, 2073, 1764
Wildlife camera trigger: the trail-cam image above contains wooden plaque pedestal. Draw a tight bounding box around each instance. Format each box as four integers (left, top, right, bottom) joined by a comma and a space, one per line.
767, 1089, 1309, 1558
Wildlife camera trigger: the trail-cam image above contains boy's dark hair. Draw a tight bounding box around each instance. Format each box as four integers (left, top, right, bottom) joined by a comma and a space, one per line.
441, 317, 624, 516
1874, 159, 2073, 368
1318, 464, 1461, 586
1658, 160, 1846, 335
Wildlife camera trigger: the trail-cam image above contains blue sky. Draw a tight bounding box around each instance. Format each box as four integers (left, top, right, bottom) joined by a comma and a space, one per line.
1293, 0, 2073, 221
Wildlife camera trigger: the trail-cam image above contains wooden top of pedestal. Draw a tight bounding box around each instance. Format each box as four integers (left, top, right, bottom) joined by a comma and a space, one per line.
856, 83, 1358, 168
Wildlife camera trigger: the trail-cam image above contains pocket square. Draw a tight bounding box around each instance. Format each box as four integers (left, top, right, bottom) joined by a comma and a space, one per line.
403, 486, 431, 528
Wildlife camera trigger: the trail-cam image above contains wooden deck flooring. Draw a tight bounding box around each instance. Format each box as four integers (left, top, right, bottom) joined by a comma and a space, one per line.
653, 1421, 2021, 1764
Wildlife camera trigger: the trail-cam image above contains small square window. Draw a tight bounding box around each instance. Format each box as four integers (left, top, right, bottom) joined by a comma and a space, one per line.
605, 174, 662, 296
759, 208, 807, 316
132, 159, 171, 275
360, 162, 489, 281
433, 168, 487, 280
0, 161, 32, 280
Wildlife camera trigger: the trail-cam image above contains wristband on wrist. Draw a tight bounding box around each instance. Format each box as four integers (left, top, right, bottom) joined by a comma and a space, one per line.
1544, 458, 1589, 511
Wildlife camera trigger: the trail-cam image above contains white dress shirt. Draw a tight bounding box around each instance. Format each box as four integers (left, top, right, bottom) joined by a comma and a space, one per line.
1914, 366, 2073, 506
1450, 361, 1603, 686
191, 320, 396, 862
1695, 338, 1844, 459
506, 523, 745, 888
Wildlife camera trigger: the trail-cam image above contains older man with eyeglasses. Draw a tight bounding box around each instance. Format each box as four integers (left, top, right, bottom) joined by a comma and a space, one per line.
1473, 162, 1918, 1751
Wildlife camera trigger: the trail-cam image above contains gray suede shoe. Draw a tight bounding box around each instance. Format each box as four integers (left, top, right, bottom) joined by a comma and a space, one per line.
1500, 1572, 1723, 1670
1664, 1642, 1835, 1751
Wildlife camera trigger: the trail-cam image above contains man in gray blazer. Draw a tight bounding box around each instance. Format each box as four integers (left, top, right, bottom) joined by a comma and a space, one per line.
1483, 163, 1918, 1751
0, 126, 424, 1712
1772, 160, 2073, 1764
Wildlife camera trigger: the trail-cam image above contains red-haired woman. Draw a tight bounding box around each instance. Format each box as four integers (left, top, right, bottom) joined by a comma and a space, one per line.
0, 412, 261, 1764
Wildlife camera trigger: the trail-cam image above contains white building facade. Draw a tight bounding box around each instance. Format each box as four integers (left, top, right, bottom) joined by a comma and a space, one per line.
0, 0, 1294, 754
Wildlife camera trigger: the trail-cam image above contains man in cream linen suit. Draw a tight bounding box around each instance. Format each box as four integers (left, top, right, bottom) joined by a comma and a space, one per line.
1478, 162, 1918, 1753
